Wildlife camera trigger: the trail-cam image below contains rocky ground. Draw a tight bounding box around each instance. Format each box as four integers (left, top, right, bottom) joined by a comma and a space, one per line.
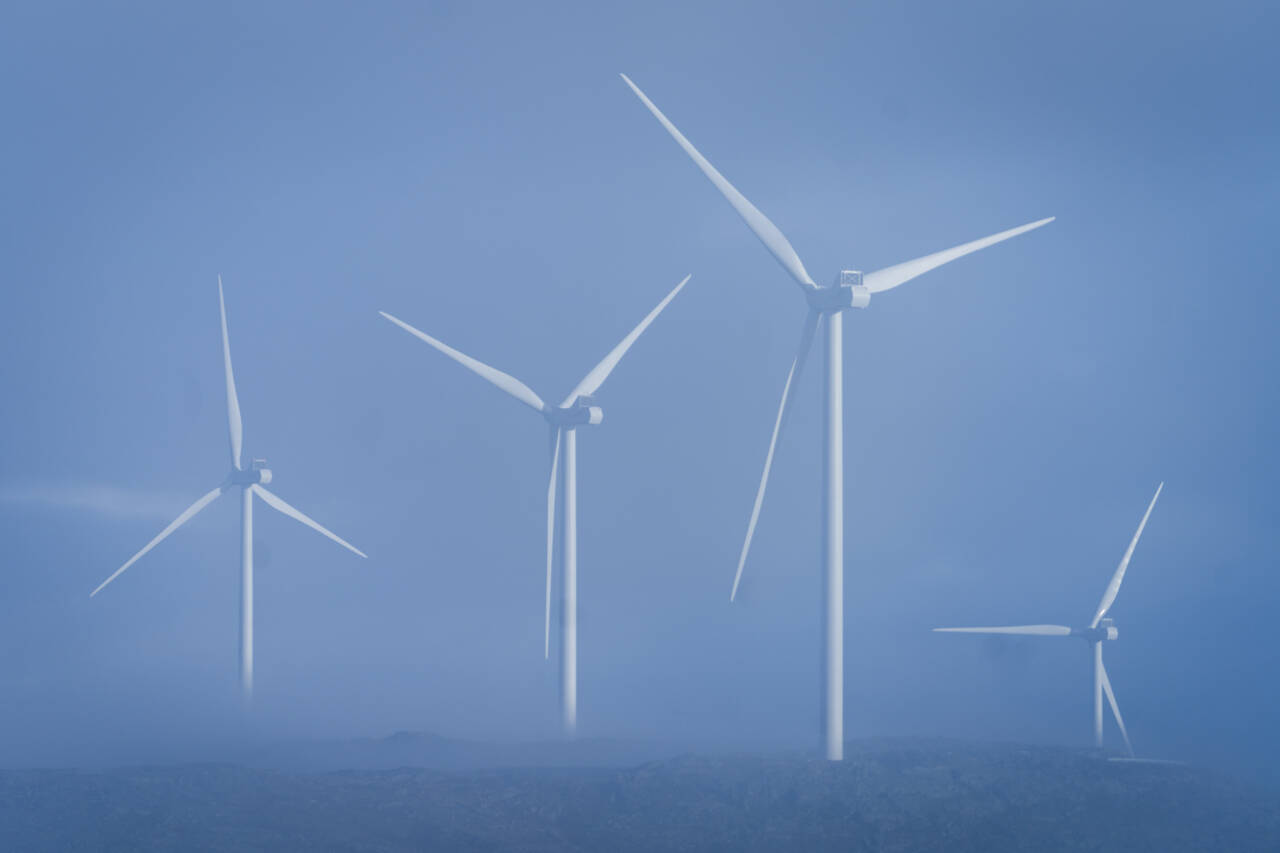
1, 738, 1276, 851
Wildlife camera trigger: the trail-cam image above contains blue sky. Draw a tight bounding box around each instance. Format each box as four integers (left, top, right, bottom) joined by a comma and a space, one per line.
0, 0, 1277, 780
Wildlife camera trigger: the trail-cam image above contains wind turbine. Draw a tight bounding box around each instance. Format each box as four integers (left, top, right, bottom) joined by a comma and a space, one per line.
621, 74, 1054, 761
91, 277, 367, 701
379, 274, 689, 735
935, 483, 1164, 757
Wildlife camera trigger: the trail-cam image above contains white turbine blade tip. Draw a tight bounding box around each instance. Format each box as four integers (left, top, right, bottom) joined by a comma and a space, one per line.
379, 310, 546, 412
252, 485, 367, 559
1091, 482, 1164, 628
621, 75, 816, 288
934, 625, 1072, 636
1099, 657, 1134, 757
730, 311, 821, 601
544, 429, 560, 661
89, 485, 226, 597
864, 215, 1056, 294
563, 274, 691, 405
219, 278, 244, 470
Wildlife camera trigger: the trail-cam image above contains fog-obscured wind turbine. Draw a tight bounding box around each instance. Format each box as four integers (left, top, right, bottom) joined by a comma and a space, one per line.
380, 274, 688, 735
935, 483, 1163, 757
622, 74, 1053, 761
91, 277, 367, 700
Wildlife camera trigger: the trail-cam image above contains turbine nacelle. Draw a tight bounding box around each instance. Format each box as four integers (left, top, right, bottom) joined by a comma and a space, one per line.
1075, 618, 1119, 643
546, 397, 604, 428
228, 462, 273, 486
806, 272, 871, 313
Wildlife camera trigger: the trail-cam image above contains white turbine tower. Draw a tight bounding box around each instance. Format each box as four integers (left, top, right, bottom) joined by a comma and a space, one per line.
380, 274, 689, 735
622, 74, 1054, 761
91, 277, 367, 700
935, 483, 1164, 757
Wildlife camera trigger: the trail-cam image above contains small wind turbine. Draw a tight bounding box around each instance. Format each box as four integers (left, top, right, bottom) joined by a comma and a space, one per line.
935, 483, 1164, 757
380, 275, 689, 735
91, 277, 367, 701
622, 74, 1053, 760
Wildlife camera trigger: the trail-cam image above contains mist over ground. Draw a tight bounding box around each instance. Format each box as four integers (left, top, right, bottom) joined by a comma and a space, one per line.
1, 0, 1276, 804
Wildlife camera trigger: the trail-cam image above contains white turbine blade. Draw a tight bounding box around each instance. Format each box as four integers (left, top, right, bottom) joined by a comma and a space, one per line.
863, 217, 1055, 294
1091, 482, 1163, 629
621, 74, 816, 290
90, 485, 226, 597
545, 428, 561, 659
218, 276, 244, 469
933, 625, 1072, 636
1098, 654, 1135, 757
562, 275, 690, 406
379, 311, 546, 413
730, 309, 820, 602
251, 485, 367, 559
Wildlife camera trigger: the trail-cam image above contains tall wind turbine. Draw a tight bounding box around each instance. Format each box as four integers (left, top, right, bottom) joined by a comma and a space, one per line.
622, 74, 1054, 761
91, 277, 367, 700
380, 275, 688, 735
935, 483, 1164, 757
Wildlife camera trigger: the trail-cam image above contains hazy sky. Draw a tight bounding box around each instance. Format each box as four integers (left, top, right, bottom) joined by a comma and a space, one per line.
1, 1, 1276, 781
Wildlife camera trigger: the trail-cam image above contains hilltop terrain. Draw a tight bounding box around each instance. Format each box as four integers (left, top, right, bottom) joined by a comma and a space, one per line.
1, 737, 1275, 851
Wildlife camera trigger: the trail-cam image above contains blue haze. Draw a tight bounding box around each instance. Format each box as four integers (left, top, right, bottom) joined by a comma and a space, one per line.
0, 0, 1276, 784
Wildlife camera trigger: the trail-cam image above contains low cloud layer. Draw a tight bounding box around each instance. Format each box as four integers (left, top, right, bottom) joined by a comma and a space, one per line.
0, 483, 193, 521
